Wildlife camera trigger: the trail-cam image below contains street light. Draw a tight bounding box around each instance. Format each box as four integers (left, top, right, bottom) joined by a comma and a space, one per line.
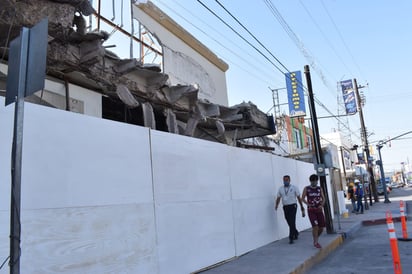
376, 141, 390, 203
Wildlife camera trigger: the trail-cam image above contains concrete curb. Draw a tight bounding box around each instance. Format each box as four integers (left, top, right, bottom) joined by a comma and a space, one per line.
192, 257, 237, 274
292, 215, 408, 274
340, 221, 362, 239
363, 216, 406, 226
406, 201, 411, 217
290, 234, 344, 274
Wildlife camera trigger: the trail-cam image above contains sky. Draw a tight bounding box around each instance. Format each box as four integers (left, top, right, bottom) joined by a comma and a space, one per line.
101, 0, 412, 173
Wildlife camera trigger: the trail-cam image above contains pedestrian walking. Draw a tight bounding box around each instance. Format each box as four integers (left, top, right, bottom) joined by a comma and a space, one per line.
355, 180, 364, 214
302, 174, 326, 249
347, 183, 357, 213
275, 175, 305, 244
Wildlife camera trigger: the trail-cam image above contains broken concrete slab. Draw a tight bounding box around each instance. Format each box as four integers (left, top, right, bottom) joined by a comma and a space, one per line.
0, 0, 276, 146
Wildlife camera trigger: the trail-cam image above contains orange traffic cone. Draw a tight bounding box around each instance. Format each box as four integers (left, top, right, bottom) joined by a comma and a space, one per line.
386, 211, 402, 274
399, 200, 408, 239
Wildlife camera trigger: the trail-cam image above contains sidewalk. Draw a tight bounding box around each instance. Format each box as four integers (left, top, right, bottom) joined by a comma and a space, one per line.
197, 190, 412, 274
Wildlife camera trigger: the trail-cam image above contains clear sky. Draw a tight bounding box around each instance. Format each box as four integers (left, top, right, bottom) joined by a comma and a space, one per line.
130, 1, 412, 172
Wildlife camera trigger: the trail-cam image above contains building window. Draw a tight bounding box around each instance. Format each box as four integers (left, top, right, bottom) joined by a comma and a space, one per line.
306, 135, 312, 151
343, 149, 352, 170
293, 128, 303, 149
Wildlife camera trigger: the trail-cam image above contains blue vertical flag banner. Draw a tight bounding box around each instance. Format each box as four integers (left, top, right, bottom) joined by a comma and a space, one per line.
340, 79, 357, 115
357, 152, 365, 164
285, 71, 306, 117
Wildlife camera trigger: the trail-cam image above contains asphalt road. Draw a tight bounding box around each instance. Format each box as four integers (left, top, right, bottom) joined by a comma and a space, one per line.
306, 187, 412, 274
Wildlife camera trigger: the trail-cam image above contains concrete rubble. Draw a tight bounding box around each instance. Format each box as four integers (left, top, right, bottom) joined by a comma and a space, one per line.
0, 0, 276, 145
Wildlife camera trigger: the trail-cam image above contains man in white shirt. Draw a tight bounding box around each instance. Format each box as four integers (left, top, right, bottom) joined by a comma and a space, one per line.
275, 175, 305, 244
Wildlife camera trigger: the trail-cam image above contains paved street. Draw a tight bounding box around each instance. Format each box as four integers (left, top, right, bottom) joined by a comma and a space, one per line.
307, 187, 412, 274
199, 186, 412, 274
306, 223, 412, 274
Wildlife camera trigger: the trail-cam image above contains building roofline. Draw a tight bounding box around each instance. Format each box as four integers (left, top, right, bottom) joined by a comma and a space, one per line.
136, 1, 229, 72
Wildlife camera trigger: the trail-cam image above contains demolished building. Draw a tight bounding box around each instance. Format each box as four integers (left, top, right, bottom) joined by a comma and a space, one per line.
0, 0, 275, 145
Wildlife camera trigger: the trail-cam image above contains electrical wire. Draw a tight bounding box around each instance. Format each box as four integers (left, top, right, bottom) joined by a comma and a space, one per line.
320, 0, 365, 80
198, 0, 308, 95
207, 0, 361, 139
0, 256, 10, 270
196, 0, 286, 75
373, 131, 412, 145
263, 0, 336, 94
214, 0, 292, 74
153, 0, 361, 140
261, 0, 360, 139
298, 0, 355, 78
156, 1, 335, 104
155, 0, 276, 84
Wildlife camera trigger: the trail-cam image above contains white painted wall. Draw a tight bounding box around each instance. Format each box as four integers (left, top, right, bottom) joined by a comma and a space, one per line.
133, 5, 229, 106
0, 63, 102, 118
41, 80, 102, 117
0, 97, 331, 274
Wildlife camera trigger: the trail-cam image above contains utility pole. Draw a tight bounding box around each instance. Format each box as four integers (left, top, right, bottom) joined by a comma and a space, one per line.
353, 79, 378, 203
304, 65, 334, 234
376, 142, 390, 203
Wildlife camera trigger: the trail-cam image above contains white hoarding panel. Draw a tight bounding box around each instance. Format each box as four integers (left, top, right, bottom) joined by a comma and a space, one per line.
155, 201, 235, 274
151, 130, 231, 203
21, 103, 153, 209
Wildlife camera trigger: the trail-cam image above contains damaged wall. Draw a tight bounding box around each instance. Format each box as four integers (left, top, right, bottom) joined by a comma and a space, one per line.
134, 1, 229, 106
163, 46, 218, 103
0, 0, 275, 147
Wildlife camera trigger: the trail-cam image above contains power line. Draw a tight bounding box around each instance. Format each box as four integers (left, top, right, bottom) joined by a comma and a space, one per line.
197, 0, 360, 139
214, 0, 292, 74
152, 0, 361, 139
261, 0, 360, 139
298, 0, 355, 78
201, 0, 309, 95
206, 0, 312, 95
196, 0, 286, 75
156, 0, 277, 84
263, 0, 335, 93
375, 131, 412, 145
262, 0, 359, 137
320, 0, 365, 79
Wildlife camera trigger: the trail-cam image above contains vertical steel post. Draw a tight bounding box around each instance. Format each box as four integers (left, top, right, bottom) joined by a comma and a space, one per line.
304, 65, 334, 234
9, 27, 30, 274
130, 0, 135, 59
377, 143, 390, 203
353, 79, 378, 203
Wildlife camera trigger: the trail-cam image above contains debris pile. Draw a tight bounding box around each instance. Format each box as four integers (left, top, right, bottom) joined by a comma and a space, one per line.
0, 0, 275, 145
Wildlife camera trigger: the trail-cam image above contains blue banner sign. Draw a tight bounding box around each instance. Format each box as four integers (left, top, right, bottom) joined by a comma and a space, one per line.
340, 79, 357, 115
285, 71, 306, 117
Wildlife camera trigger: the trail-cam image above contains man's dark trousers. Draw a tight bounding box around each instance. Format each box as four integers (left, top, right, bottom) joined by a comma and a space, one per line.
283, 204, 298, 241
357, 196, 364, 213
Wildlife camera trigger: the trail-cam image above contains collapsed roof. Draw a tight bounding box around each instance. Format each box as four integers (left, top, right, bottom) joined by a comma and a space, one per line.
0, 0, 275, 145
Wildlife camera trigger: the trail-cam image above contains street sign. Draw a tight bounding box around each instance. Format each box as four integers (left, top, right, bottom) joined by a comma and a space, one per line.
6, 18, 48, 106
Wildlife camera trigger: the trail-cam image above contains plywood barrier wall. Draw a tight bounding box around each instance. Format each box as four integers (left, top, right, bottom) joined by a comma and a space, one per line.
0, 98, 328, 274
